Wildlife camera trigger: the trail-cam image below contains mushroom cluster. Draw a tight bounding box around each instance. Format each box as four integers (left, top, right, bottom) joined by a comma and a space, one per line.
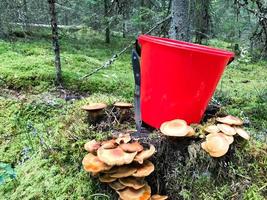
82, 134, 168, 200
201, 115, 250, 157
160, 119, 195, 137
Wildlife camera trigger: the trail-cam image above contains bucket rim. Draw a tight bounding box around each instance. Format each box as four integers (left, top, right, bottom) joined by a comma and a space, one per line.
138, 35, 235, 58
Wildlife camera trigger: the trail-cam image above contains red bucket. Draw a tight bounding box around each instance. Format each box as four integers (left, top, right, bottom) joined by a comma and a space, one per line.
138, 35, 235, 128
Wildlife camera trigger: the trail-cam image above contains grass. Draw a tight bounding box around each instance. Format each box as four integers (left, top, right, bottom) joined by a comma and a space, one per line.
0, 29, 266, 199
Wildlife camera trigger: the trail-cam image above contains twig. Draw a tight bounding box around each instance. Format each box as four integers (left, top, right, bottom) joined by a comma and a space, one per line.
81, 15, 171, 79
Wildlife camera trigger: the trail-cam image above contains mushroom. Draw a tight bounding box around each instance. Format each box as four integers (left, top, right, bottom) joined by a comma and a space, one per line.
216, 115, 243, 126
234, 127, 250, 140
109, 165, 137, 178
114, 102, 133, 122
81, 103, 107, 123
82, 153, 112, 173
160, 119, 189, 137
186, 126, 195, 137
134, 144, 156, 164
99, 173, 117, 183
109, 180, 127, 191
202, 133, 230, 157
204, 125, 220, 134
97, 146, 137, 166
150, 194, 168, 200
222, 134, 234, 144
120, 141, 144, 153
119, 177, 146, 190
116, 133, 132, 144
132, 160, 155, 177
101, 139, 117, 149
84, 139, 101, 153
217, 124, 236, 136
117, 183, 151, 200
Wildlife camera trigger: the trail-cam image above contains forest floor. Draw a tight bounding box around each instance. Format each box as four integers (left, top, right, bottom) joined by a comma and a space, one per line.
0, 29, 266, 200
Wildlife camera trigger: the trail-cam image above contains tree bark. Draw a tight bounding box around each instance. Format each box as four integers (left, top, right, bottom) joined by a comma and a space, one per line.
48, 0, 62, 86
168, 0, 191, 41
104, 0, 110, 43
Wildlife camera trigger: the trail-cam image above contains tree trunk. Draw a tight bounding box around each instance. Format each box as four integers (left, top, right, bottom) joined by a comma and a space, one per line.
195, 0, 211, 44
168, 0, 191, 41
22, 0, 30, 32
104, 0, 110, 43
140, 0, 145, 33
48, 0, 62, 86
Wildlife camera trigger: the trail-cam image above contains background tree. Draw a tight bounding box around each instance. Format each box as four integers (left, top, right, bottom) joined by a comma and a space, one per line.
169, 0, 191, 41
48, 0, 62, 86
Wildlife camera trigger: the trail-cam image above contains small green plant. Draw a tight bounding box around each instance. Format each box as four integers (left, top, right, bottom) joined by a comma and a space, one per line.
0, 163, 16, 185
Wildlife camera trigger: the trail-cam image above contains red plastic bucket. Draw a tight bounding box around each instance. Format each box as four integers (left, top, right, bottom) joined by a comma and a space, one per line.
138, 35, 235, 128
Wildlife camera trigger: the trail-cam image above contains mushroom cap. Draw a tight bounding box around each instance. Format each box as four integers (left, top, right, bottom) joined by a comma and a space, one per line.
99, 173, 117, 183
82, 153, 112, 173
216, 115, 243, 125
109, 165, 137, 178
109, 180, 127, 191
81, 103, 107, 111
134, 144, 156, 164
132, 160, 155, 177
235, 127, 250, 140
84, 140, 101, 153
204, 133, 230, 157
119, 177, 146, 190
97, 146, 137, 166
117, 183, 151, 200
150, 194, 168, 200
116, 133, 132, 144
160, 119, 188, 137
217, 124, 236, 136
222, 134, 234, 144
101, 139, 117, 149
201, 141, 209, 152
114, 102, 133, 108
204, 125, 220, 134
120, 142, 144, 153
186, 126, 195, 137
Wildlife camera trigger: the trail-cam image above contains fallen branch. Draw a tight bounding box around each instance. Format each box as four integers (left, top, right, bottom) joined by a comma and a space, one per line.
81, 15, 171, 80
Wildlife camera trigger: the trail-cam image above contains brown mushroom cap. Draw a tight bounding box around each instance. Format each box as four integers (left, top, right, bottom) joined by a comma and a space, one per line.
119, 177, 146, 190
116, 133, 132, 144
114, 102, 133, 108
222, 134, 234, 144
186, 126, 195, 137
81, 103, 107, 111
82, 153, 112, 173
117, 183, 151, 200
204, 133, 230, 157
97, 146, 137, 166
234, 127, 250, 140
150, 194, 168, 200
109, 180, 127, 191
101, 139, 117, 149
216, 115, 243, 125
217, 124, 236, 136
109, 165, 137, 178
99, 173, 117, 183
84, 140, 101, 153
204, 125, 220, 134
132, 160, 155, 177
134, 144, 156, 164
120, 142, 144, 153
160, 119, 188, 137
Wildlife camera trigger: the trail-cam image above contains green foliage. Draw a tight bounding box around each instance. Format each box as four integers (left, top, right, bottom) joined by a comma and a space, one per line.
0, 163, 16, 185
